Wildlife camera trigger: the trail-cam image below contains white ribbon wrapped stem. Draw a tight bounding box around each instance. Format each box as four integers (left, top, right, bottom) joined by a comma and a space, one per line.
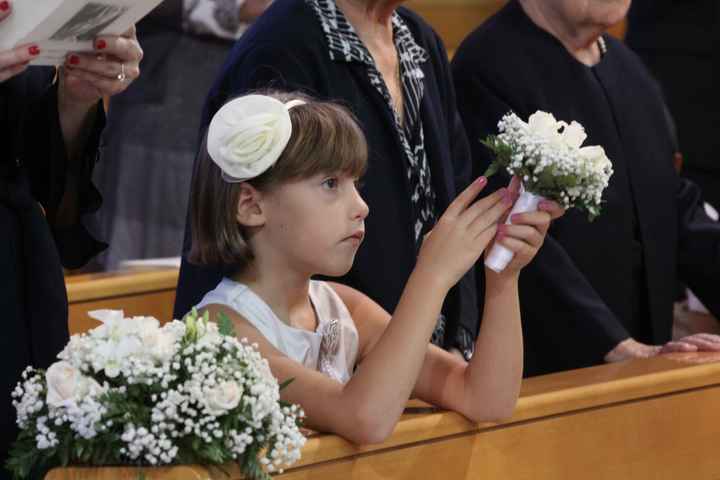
485, 185, 544, 273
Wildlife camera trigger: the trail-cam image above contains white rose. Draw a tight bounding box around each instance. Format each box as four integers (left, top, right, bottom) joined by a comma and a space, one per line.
560, 121, 588, 149
205, 381, 243, 416
207, 95, 293, 181
579, 145, 612, 172
527, 111, 561, 140
140, 329, 177, 363
46, 361, 102, 408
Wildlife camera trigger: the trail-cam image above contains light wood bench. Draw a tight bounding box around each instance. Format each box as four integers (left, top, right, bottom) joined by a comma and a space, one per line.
66, 268, 179, 334
47, 352, 720, 479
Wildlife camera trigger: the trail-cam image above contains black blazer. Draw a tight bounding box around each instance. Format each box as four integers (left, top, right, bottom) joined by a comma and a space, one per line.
174, 0, 479, 351
452, 1, 720, 376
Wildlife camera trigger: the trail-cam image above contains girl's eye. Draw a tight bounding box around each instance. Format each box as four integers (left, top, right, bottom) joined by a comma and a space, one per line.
322, 177, 339, 190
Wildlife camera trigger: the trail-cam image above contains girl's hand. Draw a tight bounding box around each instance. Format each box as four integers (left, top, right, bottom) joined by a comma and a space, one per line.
0, 1, 41, 82
490, 196, 566, 277
416, 176, 515, 291
60, 26, 142, 107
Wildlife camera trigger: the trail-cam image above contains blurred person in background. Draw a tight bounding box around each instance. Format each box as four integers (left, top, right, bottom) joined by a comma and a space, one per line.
91, 0, 271, 271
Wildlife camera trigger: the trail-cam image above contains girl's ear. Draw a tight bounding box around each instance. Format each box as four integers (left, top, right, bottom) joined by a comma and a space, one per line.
236, 183, 266, 227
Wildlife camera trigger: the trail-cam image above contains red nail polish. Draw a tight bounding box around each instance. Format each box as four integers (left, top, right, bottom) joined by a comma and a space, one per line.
28, 45, 40, 56
68, 55, 80, 65
96, 39, 107, 50
0, 2, 10, 12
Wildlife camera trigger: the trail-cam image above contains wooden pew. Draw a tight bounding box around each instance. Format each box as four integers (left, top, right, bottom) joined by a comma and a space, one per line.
47, 353, 720, 479
66, 268, 179, 334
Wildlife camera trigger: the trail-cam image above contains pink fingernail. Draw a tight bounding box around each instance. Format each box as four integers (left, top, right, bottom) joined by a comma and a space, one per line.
68, 55, 79, 65
96, 39, 107, 50
28, 45, 40, 56
510, 214, 520, 223
477, 176, 487, 185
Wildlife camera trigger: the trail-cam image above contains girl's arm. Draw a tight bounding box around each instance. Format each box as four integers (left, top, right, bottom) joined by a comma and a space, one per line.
339, 206, 562, 423
205, 178, 511, 444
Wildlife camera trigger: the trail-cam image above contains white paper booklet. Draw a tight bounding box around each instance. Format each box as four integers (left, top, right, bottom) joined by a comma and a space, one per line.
0, 0, 163, 65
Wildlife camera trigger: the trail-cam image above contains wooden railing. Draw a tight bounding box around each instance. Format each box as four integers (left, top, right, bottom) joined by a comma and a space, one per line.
46, 348, 720, 479
66, 268, 179, 334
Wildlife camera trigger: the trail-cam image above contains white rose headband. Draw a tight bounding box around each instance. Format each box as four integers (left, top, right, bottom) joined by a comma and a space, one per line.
207, 95, 307, 182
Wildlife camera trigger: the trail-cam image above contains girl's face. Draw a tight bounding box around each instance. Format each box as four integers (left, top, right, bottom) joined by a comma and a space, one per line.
259, 172, 369, 277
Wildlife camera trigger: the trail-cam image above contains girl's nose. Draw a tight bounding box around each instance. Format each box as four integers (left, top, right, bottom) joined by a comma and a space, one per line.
352, 187, 369, 220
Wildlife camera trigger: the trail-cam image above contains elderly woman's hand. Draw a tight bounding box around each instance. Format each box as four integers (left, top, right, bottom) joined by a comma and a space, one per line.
0, 1, 41, 82
60, 26, 143, 107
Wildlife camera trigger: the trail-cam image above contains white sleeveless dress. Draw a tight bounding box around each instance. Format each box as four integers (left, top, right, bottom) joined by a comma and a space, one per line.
196, 278, 359, 384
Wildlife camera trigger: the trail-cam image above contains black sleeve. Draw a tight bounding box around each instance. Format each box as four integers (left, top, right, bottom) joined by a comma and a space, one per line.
675, 177, 720, 319
21, 70, 107, 269
175, 44, 321, 319
417, 30, 479, 357
453, 66, 630, 367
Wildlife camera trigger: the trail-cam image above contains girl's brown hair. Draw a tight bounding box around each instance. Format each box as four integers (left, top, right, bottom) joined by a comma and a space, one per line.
188, 91, 368, 268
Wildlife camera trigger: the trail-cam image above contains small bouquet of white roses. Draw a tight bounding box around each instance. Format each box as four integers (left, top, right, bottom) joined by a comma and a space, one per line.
482, 111, 614, 272
6, 309, 306, 479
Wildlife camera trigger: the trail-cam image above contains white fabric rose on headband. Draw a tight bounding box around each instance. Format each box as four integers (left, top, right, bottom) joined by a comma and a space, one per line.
207, 95, 305, 182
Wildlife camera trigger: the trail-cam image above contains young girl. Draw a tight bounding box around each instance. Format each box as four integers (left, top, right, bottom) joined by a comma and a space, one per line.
190, 91, 561, 444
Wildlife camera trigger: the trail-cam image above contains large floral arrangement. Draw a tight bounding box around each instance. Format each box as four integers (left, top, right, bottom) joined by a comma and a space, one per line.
482, 111, 614, 272
6, 309, 306, 479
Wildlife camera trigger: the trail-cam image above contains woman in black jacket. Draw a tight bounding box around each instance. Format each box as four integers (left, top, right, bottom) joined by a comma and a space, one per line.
0, 2, 142, 464
452, 0, 720, 377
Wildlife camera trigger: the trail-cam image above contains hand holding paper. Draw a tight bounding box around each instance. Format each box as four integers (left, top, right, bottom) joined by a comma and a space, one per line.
61, 25, 142, 104
0, 0, 162, 66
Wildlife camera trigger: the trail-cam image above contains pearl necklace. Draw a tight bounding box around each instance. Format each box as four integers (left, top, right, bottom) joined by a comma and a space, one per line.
598, 35, 607, 56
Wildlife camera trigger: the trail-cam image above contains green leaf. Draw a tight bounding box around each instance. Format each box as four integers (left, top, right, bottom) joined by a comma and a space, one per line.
217, 311, 236, 337
278, 377, 295, 391
482, 161, 501, 178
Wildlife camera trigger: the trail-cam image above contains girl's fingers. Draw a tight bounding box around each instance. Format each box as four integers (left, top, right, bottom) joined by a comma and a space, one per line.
510, 211, 552, 236
498, 224, 544, 249
467, 189, 511, 235
446, 177, 488, 217
494, 235, 533, 259
475, 224, 498, 250
538, 200, 566, 220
